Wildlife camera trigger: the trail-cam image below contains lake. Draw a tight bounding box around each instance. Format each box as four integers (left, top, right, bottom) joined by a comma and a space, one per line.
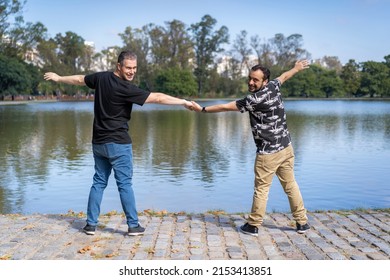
0, 99, 389, 214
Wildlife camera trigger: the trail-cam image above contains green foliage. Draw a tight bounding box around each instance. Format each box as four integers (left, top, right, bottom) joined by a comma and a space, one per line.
0, 0, 24, 40
271, 33, 311, 69
189, 15, 229, 95
282, 64, 342, 98
358, 61, 390, 97
0, 0, 47, 60
340, 60, 361, 97
0, 54, 40, 95
55, 31, 86, 74
154, 67, 197, 97
206, 68, 245, 97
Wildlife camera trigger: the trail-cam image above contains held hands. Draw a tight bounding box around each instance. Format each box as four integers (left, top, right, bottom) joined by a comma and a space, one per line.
190, 101, 202, 112
183, 100, 194, 111
183, 100, 203, 112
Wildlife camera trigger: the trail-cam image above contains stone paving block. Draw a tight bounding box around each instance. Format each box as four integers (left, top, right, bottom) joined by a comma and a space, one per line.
366, 253, 388, 260
172, 235, 186, 243
327, 252, 347, 260
133, 251, 150, 260
321, 246, 339, 253
372, 242, 390, 255
246, 251, 265, 260
283, 252, 306, 259
263, 245, 281, 258
190, 255, 205, 260
155, 241, 170, 250
171, 252, 187, 259
350, 241, 370, 248
157, 233, 171, 239
350, 255, 369, 260
190, 227, 203, 234
209, 251, 225, 259
152, 249, 168, 258
190, 248, 204, 255
0, 211, 389, 260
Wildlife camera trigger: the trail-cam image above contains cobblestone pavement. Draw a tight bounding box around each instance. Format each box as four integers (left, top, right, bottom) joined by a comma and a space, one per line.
0, 209, 389, 260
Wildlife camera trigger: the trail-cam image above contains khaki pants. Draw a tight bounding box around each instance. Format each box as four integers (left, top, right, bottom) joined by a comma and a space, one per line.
247, 145, 307, 227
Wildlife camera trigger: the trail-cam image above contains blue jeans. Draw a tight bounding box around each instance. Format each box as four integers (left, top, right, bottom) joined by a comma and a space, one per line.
87, 143, 139, 228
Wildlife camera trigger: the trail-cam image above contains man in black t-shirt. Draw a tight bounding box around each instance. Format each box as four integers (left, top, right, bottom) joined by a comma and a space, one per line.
44, 50, 192, 236
190, 60, 311, 236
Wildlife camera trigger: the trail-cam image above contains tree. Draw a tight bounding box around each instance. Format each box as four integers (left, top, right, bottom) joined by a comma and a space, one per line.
95, 46, 120, 71
154, 67, 197, 96
321, 56, 343, 74
166, 20, 194, 69
0, 0, 24, 44
383, 54, 390, 69
250, 35, 273, 69
283, 64, 343, 98
0, 0, 48, 60
78, 43, 94, 73
37, 38, 61, 70
189, 15, 229, 95
359, 61, 390, 97
231, 30, 253, 74
282, 68, 314, 97
55, 31, 86, 74
0, 54, 39, 95
319, 69, 343, 98
37, 31, 91, 95
148, 24, 169, 66
270, 33, 310, 69
6, 17, 47, 59
148, 20, 193, 70
340, 59, 361, 97
219, 55, 241, 80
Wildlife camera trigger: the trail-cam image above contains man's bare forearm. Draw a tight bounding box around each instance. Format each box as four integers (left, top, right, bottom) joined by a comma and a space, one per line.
44, 73, 86, 86
145, 92, 193, 109
277, 60, 310, 84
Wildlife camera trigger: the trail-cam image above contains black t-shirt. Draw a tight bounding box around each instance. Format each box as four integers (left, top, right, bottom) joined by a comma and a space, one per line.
84, 72, 150, 144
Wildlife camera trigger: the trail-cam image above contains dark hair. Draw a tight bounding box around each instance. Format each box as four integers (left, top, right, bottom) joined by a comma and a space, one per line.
251, 64, 270, 82
117, 50, 137, 65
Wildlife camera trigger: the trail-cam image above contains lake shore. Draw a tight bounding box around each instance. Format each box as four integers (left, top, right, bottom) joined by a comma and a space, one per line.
1, 208, 389, 260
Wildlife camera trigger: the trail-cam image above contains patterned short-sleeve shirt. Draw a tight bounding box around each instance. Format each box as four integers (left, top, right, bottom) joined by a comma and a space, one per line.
236, 79, 291, 155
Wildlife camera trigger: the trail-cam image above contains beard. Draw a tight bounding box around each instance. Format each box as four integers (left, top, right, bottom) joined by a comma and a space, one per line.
248, 85, 257, 93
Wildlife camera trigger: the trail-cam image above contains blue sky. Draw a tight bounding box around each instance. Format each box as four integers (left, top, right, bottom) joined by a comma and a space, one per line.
22, 0, 390, 64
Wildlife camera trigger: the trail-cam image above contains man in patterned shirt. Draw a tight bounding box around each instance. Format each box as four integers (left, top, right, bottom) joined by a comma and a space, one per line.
190, 60, 310, 235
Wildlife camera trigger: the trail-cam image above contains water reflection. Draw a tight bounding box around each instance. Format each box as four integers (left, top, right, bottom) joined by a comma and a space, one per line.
0, 103, 93, 213
0, 100, 389, 214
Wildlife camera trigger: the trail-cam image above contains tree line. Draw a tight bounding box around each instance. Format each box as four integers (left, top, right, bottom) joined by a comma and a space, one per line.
1, 0, 389, 99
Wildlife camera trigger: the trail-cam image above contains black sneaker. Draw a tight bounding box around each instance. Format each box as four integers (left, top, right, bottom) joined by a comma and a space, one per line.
128, 224, 145, 236
239, 223, 258, 236
83, 224, 96, 235
296, 223, 310, 234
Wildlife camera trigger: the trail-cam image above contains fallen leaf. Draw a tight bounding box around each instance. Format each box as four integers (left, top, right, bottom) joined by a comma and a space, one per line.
78, 246, 92, 254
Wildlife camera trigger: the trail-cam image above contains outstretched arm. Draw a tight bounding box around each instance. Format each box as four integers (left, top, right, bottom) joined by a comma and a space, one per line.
190, 100, 239, 113
44, 72, 86, 86
145, 92, 193, 110
277, 60, 310, 85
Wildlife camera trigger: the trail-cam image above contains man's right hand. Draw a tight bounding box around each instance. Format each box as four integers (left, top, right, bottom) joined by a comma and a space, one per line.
183, 100, 194, 111
190, 101, 203, 112
43, 72, 60, 82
